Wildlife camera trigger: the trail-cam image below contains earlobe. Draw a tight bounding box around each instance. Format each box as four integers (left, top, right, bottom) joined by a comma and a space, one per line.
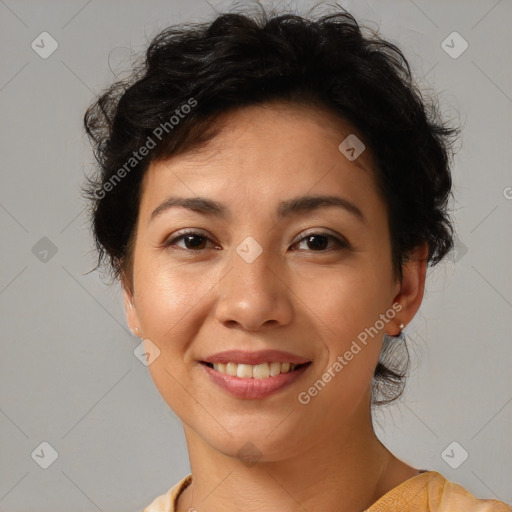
388, 243, 429, 335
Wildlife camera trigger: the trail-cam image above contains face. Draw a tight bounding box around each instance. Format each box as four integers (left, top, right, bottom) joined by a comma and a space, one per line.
123, 103, 407, 461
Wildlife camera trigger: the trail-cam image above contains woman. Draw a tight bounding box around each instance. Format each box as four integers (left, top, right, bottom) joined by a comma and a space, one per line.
82, 5, 510, 511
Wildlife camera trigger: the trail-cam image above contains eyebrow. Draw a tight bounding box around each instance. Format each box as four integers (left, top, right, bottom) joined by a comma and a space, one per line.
149, 194, 366, 225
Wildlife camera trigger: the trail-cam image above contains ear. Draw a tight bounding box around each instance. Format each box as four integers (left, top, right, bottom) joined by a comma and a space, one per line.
387, 242, 429, 336
121, 275, 142, 338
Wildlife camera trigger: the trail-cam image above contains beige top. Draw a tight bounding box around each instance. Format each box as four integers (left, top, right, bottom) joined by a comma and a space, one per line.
144, 471, 511, 511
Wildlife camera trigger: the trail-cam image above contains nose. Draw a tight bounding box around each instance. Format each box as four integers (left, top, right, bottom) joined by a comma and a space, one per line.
213, 244, 294, 332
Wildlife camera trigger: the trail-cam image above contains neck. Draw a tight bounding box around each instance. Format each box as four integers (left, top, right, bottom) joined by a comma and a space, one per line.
176, 408, 409, 512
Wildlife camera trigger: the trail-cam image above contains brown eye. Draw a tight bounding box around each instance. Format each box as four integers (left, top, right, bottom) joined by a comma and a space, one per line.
164, 231, 217, 251
292, 232, 348, 252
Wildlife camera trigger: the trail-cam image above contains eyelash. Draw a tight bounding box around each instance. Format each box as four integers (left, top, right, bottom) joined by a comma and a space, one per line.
163, 229, 349, 253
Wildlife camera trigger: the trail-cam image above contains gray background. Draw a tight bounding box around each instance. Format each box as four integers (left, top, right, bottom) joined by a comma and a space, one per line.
1, 0, 511, 510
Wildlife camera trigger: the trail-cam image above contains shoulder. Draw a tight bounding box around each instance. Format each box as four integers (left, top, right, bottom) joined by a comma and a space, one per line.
368, 471, 511, 512
431, 473, 511, 512
143, 474, 192, 512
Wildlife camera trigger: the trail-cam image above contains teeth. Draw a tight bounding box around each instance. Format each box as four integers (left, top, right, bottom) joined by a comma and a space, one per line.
226, 362, 237, 376
269, 361, 281, 377
253, 363, 270, 379
236, 364, 253, 378
211, 361, 301, 378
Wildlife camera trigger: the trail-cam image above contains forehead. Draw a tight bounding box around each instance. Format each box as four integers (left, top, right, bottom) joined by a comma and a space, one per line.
160, 102, 374, 170
139, 102, 380, 215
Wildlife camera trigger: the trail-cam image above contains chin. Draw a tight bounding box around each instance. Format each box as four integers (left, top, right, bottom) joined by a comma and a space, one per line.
186, 417, 312, 464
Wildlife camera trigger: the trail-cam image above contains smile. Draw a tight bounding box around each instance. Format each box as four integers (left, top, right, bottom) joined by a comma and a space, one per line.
200, 360, 311, 400
203, 361, 305, 378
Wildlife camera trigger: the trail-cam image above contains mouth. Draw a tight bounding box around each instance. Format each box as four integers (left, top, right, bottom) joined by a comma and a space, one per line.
199, 351, 312, 399
200, 361, 310, 378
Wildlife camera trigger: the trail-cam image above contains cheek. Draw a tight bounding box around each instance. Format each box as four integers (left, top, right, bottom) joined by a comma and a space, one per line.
297, 267, 389, 392
133, 262, 205, 417
134, 258, 205, 340
299, 265, 388, 337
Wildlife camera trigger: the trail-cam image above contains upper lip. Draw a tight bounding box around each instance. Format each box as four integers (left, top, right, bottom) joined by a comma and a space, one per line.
202, 350, 311, 365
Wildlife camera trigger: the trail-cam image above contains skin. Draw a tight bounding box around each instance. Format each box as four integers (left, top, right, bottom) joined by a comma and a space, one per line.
122, 102, 429, 512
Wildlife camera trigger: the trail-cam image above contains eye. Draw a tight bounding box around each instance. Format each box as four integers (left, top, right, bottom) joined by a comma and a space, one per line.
163, 230, 219, 251
292, 231, 349, 252
163, 230, 349, 252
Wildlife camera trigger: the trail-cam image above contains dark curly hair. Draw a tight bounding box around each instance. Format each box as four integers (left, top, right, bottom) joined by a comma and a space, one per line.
82, 3, 460, 406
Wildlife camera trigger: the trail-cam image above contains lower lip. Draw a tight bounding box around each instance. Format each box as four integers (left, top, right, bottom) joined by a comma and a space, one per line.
201, 363, 310, 399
